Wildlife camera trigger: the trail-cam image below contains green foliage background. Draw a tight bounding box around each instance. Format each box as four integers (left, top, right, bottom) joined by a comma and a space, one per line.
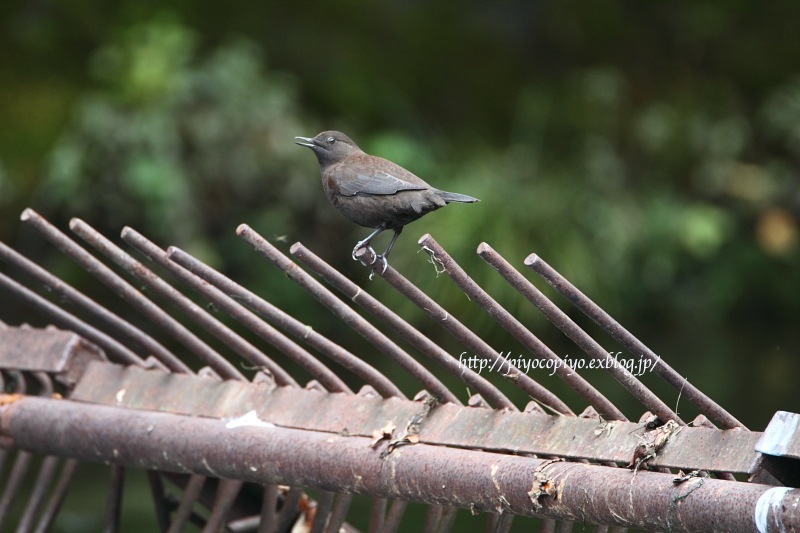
1, 2, 799, 531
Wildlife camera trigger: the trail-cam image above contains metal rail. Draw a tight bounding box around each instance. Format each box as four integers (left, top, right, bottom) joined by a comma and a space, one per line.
1, 396, 798, 533
0, 209, 796, 532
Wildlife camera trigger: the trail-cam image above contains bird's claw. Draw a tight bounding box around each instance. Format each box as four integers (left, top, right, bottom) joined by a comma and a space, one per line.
368, 256, 388, 280
365, 249, 389, 273
376, 254, 388, 274
352, 243, 383, 266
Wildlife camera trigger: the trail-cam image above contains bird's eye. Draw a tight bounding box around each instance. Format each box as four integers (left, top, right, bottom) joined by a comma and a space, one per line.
326, 136, 335, 145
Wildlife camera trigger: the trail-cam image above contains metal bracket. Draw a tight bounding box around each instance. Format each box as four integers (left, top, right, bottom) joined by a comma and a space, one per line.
754, 411, 800, 486
0, 326, 106, 388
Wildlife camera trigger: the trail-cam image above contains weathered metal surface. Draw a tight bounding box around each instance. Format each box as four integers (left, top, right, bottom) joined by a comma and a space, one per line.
754, 412, 800, 487
1, 211, 796, 531
1, 395, 797, 532
0, 239, 166, 369
123, 226, 356, 393
71, 363, 762, 474
0, 271, 144, 366
757, 411, 800, 459
351, 244, 574, 416
0, 327, 105, 387
477, 241, 681, 425
20, 209, 192, 374
524, 252, 745, 430
235, 224, 453, 402
72, 218, 249, 383
420, 234, 625, 421
289, 242, 515, 410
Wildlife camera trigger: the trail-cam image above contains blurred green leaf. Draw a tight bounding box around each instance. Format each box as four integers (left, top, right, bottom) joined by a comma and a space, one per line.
678, 203, 733, 258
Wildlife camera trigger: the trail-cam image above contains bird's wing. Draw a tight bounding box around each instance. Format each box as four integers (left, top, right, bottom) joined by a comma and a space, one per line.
339, 171, 428, 197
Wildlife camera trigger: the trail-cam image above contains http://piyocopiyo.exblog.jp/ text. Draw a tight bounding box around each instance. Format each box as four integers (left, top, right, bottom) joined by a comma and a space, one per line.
458, 352, 660, 377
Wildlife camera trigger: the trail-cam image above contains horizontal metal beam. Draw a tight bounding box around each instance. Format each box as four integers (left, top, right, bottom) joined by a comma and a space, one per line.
0, 395, 796, 532
757, 411, 800, 460
0, 327, 106, 387
71, 362, 762, 474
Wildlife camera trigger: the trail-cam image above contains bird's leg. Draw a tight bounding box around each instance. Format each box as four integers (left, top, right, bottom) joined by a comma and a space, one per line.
352, 225, 386, 261
374, 228, 402, 274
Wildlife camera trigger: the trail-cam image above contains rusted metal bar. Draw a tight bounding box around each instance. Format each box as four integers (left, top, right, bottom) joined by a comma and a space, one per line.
492, 513, 515, 533
0, 327, 105, 387
16, 455, 60, 533
437, 507, 458, 532
419, 234, 625, 421
123, 228, 355, 393
0, 272, 144, 366
235, 224, 454, 403
122, 233, 303, 389
382, 500, 409, 533
755, 411, 800, 487
33, 458, 78, 533
29, 371, 53, 397
0, 212, 783, 531
258, 484, 279, 533
0, 450, 33, 524
758, 411, 800, 459
205, 479, 244, 533
25, 208, 260, 529
325, 493, 354, 533
423, 505, 458, 533
105, 465, 125, 533
310, 491, 335, 533
147, 470, 171, 532
368, 498, 387, 532
352, 245, 573, 416
0, 372, 32, 525
163, 245, 403, 399
20, 209, 191, 374
289, 243, 515, 410
70, 219, 247, 382
423, 506, 442, 531
477, 242, 681, 424
274, 487, 303, 533
0, 240, 173, 370
70, 364, 762, 474
167, 474, 206, 533
1, 396, 796, 532
524, 253, 745, 430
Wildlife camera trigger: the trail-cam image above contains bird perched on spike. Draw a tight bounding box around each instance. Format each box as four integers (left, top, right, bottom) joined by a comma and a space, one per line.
295, 130, 479, 272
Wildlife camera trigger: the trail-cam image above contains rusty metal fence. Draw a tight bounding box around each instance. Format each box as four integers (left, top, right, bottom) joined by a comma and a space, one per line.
0, 208, 798, 532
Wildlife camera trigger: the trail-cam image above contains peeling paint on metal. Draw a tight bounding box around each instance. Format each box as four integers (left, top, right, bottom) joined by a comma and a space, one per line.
755, 487, 792, 533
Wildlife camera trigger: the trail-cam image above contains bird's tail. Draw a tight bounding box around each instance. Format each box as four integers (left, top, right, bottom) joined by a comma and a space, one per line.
436, 190, 480, 203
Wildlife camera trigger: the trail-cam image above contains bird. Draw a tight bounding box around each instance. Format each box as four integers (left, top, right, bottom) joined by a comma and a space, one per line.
295, 130, 479, 272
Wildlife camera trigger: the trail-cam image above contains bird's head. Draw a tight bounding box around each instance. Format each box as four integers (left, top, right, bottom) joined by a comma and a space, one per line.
294, 130, 361, 165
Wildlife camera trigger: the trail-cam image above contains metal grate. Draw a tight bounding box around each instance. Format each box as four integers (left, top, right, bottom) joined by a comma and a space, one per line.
0, 208, 798, 532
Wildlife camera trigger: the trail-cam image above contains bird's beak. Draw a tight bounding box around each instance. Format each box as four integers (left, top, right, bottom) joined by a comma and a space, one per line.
294, 136, 316, 148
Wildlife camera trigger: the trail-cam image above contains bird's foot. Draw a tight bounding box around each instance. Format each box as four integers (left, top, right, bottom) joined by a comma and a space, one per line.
374, 254, 388, 274
352, 242, 389, 278
352, 244, 381, 265
368, 255, 389, 280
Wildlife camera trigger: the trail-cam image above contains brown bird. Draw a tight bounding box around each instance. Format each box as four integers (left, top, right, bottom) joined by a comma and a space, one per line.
295, 130, 479, 271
